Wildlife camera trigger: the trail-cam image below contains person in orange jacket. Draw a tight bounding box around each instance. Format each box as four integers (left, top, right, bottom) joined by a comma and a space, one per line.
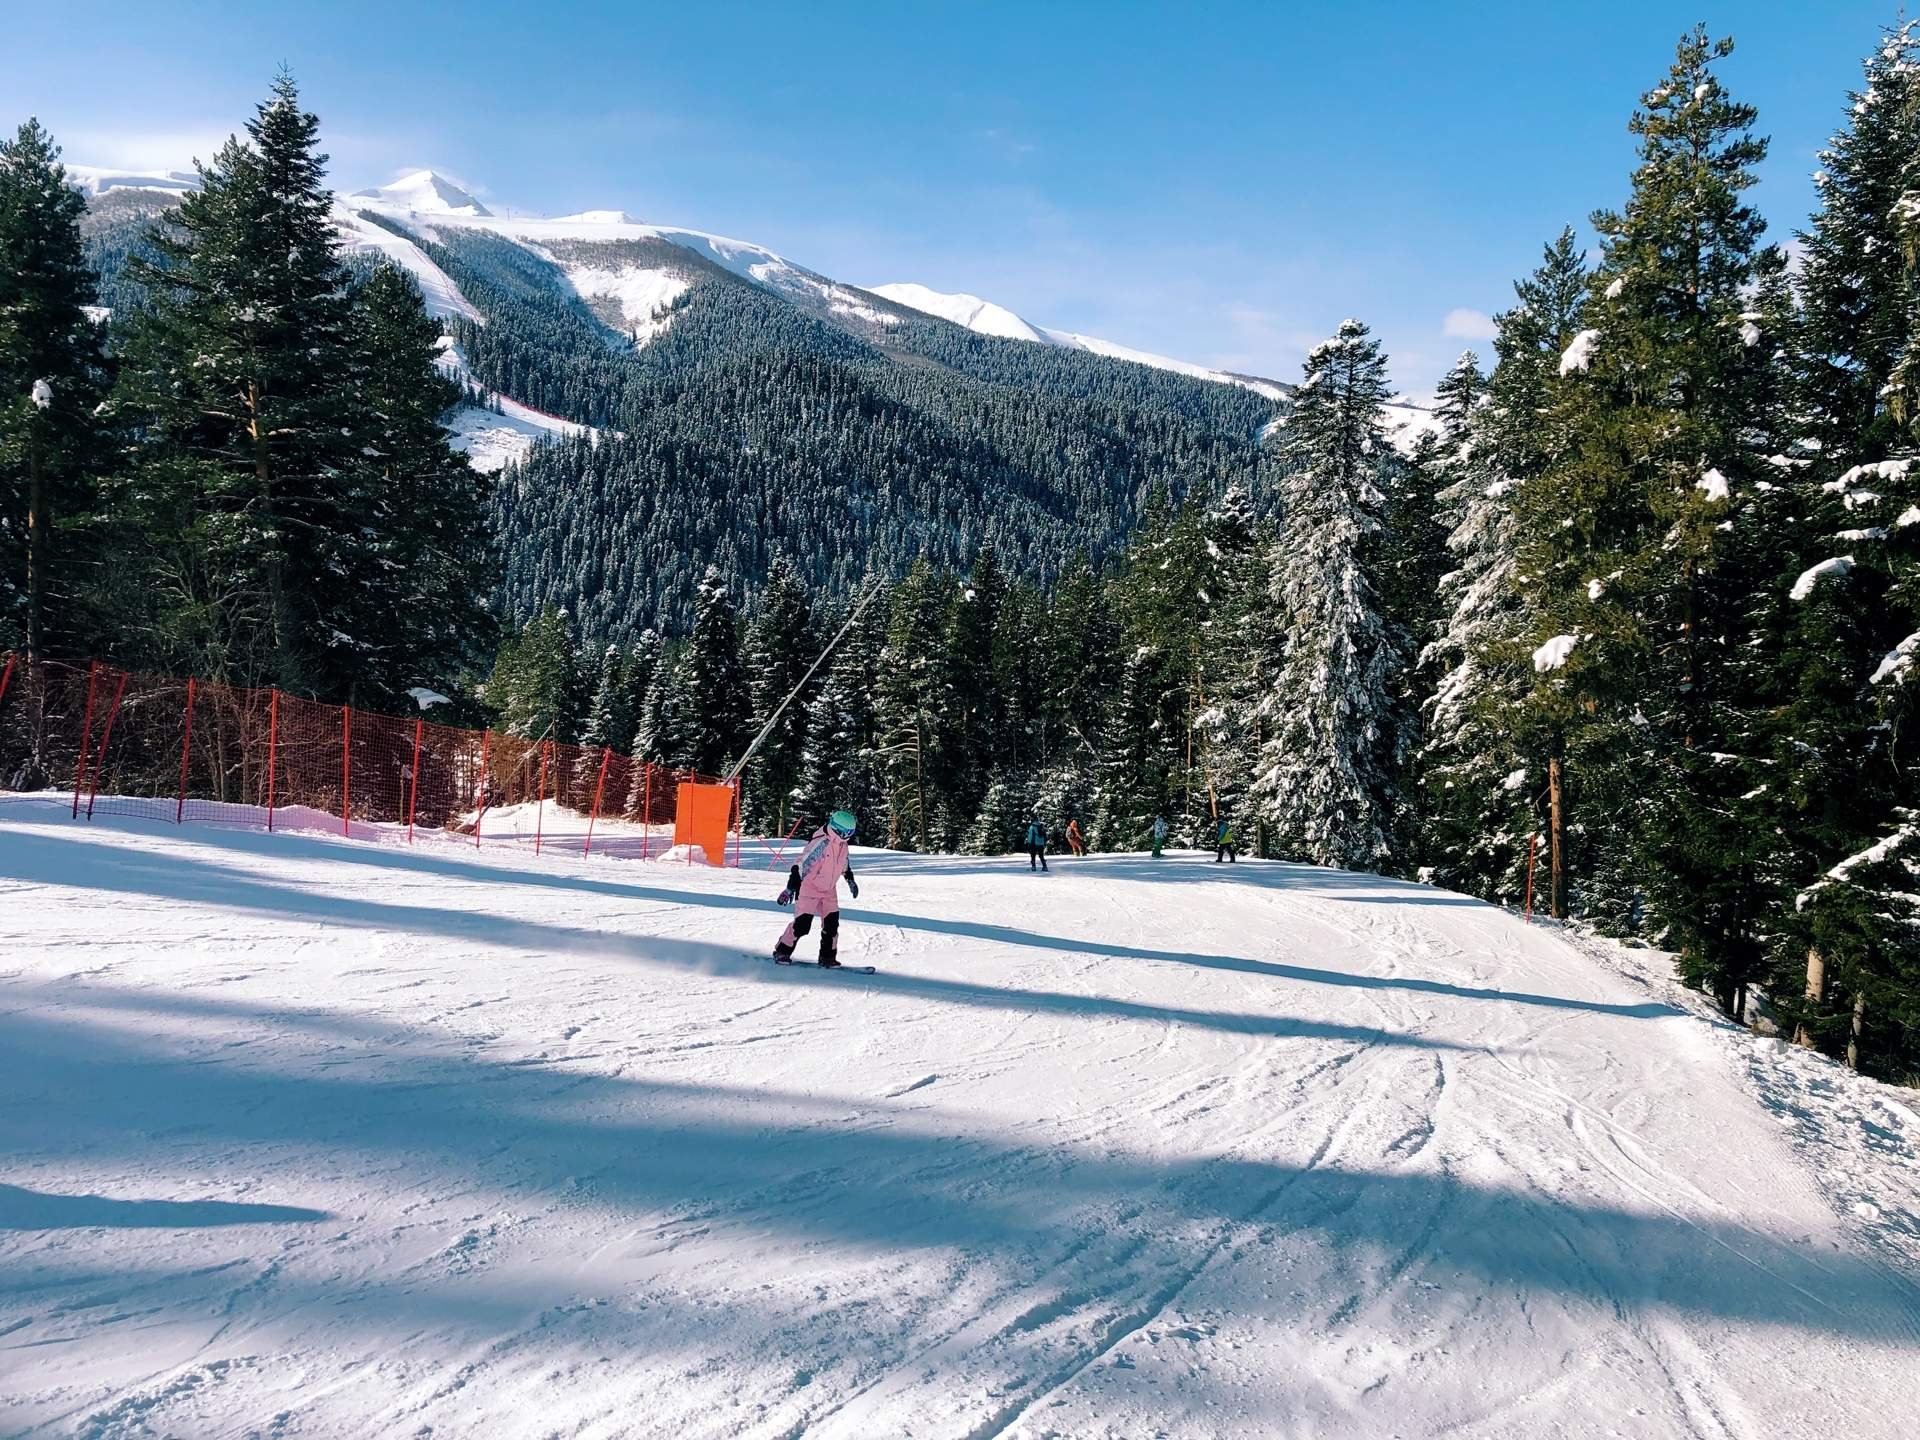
1065, 815, 1086, 857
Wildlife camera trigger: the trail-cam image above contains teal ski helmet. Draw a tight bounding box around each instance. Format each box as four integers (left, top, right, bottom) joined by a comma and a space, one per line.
827, 810, 858, 839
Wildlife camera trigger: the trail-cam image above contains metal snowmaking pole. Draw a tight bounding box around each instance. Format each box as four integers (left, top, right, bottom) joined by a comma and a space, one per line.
721, 583, 881, 787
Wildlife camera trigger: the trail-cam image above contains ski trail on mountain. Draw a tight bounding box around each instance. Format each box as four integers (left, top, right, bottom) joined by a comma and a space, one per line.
0, 816, 1915, 1438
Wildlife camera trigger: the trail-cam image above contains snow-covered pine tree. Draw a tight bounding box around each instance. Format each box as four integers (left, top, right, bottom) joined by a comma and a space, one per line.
939, 545, 1007, 837
1392, 352, 1485, 874
0, 119, 109, 662
1092, 642, 1171, 851
1535, 28, 1785, 1008
677, 564, 750, 775
876, 561, 948, 850
116, 73, 361, 694
1770, 21, 1920, 1075
1194, 479, 1270, 852
1255, 319, 1410, 870
793, 578, 886, 832
742, 556, 814, 833
487, 607, 581, 742
1421, 236, 1587, 902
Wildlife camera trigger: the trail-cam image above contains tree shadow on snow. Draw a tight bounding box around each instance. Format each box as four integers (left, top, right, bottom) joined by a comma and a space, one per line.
3, 821, 1676, 1025
1, 992, 1916, 1348
0, 1182, 327, 1230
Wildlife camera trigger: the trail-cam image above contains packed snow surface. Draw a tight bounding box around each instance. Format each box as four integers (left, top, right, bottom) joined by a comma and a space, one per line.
3, 812, 1916, 1438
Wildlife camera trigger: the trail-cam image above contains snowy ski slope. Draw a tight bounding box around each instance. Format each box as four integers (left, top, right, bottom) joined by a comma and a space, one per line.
2, 813, 1917, 1438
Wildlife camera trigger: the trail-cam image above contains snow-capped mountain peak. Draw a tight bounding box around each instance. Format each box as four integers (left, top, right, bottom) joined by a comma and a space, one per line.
348, 169, 491, 217
869, 283, 1049, 344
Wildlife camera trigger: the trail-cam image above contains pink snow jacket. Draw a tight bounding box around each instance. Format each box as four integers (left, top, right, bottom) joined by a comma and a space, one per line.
788, 827, 854, 915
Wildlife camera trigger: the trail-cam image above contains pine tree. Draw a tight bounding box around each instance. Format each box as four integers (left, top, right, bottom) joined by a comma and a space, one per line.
795, 577, 886, 830
677, 564, 749, 774
876, 560, 949, 850
742, 555, 815, 832
1531, 29, 1784, 1007
1421, 238, 1587, 901
0, 119, 110, 659
1769, 22, 1920, 1075
487, 607, 581, 742
1194, 479, 1269, 849
1092, 642, 1169, 851
1256, 319, 1410, 870
114, 73, 363, 692
338, 263, 493, 706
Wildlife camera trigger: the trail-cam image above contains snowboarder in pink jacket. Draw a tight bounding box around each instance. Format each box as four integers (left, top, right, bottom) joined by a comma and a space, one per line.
773, 810, 860, 967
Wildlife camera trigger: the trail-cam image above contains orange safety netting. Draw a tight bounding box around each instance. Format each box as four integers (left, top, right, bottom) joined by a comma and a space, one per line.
0, 652, 740, 866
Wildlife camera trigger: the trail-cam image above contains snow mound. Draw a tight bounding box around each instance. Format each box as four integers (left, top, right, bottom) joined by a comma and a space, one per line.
348, 169, 491, 217
1791, 555, 1855, 601
1533, 633, 1579, 671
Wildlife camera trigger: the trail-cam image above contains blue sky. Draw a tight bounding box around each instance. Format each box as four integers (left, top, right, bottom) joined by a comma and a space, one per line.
6, 1, 1903, 394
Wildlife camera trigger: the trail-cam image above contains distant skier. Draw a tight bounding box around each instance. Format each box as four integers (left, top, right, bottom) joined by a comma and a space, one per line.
774, 810, 860, 968
1025, 815, 1049, 872
1213, 816, 1237, 864
1150, 815, 1169, 858
1065, 815, 1086, 857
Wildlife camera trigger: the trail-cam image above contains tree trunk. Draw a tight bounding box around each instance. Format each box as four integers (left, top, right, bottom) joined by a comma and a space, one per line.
1548, 752, 1566, 920
1793, 947, 1826, 1047
1847, 990, 1866, 1072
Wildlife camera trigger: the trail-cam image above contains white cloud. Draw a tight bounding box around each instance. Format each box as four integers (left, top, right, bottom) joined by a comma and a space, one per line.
57, 127, 233, 171
1442, 307, 1498, 341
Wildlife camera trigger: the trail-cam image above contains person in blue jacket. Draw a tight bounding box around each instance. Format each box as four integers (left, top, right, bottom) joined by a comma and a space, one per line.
1024, 815, 1049, 872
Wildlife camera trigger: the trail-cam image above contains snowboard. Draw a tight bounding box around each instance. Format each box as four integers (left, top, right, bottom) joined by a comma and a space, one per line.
772, 957, 878, 974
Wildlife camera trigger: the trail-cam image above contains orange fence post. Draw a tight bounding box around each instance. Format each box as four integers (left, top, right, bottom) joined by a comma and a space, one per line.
84, 668, 129, 820
341, 706, 352, 837
407, 717, 424, 843
641, 762, 652, 860
70, 660, 101, 818
727, 775, 742, 868
265, 689, 279, 832
0, 651, 16, 712
1524, 833, 1538, 923
535, 739, 550, 856
584, 746, 611, 857
175, 677, 196, 824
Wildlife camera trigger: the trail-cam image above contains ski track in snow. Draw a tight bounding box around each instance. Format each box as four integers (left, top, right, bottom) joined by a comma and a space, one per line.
1, 813, 1916, 1438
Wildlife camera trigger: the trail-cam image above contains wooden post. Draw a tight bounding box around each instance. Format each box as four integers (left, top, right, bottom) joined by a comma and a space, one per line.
341, 707, 352, 837
265, 690, 279, 832
1794, 947, 1827, 1047
1547, 753, 1565, 920
85, 669, 129, 820
584, 746, 611, 857
71, 660, 100, 818
176, 678, 196, 824
407, 718, 424, 843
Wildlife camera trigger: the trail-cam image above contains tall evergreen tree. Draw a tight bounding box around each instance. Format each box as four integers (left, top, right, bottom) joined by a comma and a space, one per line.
1530, 29, 1783, 1006
1422, 237, 1588, 901
1255, 319, 1409, 869
486, 606, 582, 742
0, 119, 109, 659
338, 263, 494, 706
742, 555, 815, 832
676, 564, 749, 774
113, 73, 361, 691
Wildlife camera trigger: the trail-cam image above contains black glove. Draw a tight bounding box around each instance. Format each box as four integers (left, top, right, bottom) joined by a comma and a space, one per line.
777, 888, 793, 906
848, 877, 860, 899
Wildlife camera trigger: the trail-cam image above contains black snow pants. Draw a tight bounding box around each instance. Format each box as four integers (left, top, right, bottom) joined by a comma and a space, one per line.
776, 909, 841, 963
1028, 844, 1048, 872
